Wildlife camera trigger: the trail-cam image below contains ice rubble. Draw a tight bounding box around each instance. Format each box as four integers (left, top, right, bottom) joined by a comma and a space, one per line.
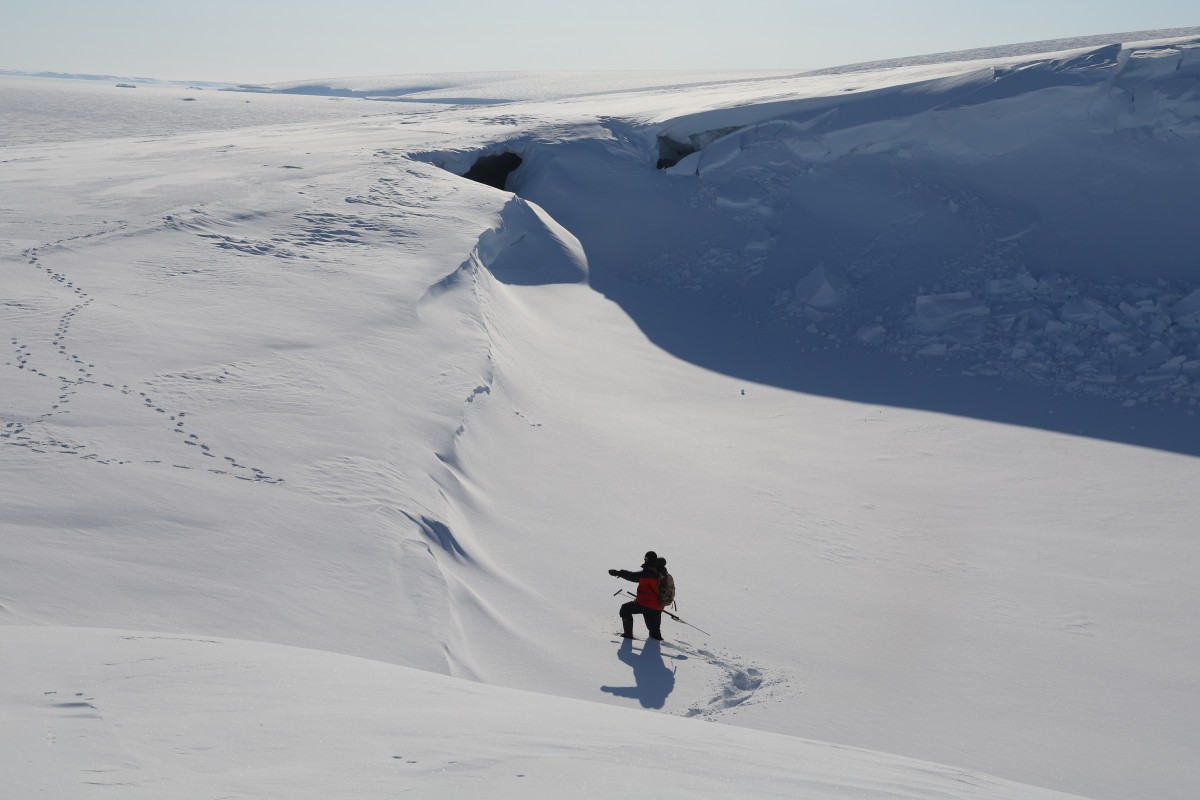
865, 272, 1200, 407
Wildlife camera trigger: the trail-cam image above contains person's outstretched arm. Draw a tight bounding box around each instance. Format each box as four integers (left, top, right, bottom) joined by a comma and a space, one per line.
609, 567, 650, 582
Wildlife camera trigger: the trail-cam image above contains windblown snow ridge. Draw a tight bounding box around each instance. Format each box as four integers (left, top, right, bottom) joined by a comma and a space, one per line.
799, 26, 1200, 76
660, 37, 1200, 162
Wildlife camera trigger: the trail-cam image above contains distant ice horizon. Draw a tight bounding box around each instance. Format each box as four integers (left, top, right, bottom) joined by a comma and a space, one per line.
1, 24, 1196, 88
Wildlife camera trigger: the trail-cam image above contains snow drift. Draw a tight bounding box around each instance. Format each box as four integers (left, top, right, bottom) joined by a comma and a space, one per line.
462, 197, 588, 287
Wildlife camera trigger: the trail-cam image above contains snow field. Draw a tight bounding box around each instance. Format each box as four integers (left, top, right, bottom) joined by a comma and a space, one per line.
3, 627, 1094, 800
3, 30, 1200, 800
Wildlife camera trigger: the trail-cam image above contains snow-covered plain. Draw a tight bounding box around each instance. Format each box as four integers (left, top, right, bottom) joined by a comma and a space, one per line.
245, 69, 802, 103
0, 76, 416, 147
3, 28, 1199, 800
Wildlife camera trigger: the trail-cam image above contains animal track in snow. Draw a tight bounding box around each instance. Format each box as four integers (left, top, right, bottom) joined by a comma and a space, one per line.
513, 410, 542, 427
1, 245, 284, 484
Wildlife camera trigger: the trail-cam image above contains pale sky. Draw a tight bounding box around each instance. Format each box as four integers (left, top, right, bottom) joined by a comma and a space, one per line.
2, 0, 1196, 84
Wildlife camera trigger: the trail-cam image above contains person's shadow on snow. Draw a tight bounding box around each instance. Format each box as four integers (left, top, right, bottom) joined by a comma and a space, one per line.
600, 638, 677, 709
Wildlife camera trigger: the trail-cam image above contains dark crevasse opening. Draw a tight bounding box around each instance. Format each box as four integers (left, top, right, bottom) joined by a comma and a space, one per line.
655, 136, 696, 169
463, 152, 524, 190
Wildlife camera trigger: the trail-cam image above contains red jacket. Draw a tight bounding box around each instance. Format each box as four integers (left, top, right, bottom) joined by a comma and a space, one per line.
617, 567, 664, 611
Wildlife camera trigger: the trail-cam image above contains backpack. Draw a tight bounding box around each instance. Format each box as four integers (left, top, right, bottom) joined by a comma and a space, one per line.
658, 572, 676, 608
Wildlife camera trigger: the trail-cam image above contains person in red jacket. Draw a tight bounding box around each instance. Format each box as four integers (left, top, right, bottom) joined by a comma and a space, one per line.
608, 551, 666, 640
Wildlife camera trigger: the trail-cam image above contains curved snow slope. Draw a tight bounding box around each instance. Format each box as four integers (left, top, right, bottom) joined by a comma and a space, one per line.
448, 196, 589, 287
3, 628, 1089, 800
2, 31, 1199, 800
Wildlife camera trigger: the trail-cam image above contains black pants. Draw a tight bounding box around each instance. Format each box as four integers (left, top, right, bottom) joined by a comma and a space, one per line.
620, 601, 662, 639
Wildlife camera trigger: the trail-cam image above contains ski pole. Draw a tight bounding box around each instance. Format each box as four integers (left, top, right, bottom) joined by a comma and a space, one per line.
621, 590, 711, 636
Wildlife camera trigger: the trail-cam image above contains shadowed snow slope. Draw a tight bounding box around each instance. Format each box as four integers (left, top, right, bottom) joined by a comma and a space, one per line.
2, 30, 1199, 800
513, 34, 1200, 455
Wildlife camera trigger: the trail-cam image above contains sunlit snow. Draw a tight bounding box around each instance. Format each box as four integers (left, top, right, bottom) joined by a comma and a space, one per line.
3, 27, 1199, 800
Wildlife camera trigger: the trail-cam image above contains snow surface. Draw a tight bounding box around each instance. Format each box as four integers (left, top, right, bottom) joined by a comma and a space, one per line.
3, 29, 1200, 800
246, 69, 801, 103
0, 76, 411, 147
3, 627, 1089, 800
